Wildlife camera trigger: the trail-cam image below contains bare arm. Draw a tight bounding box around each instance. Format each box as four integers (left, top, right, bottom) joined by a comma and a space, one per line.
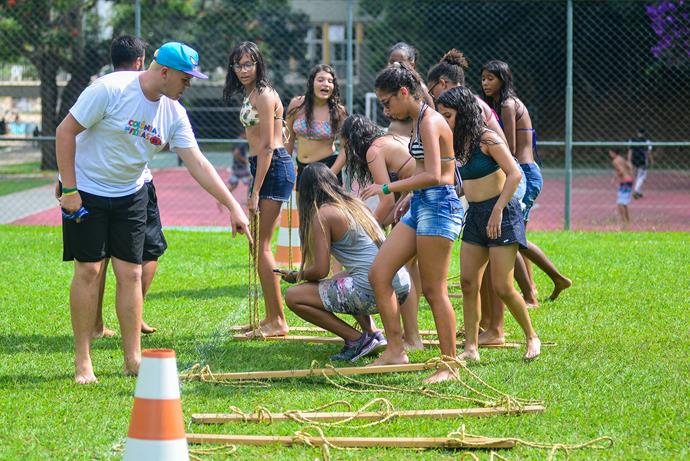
300, 207, 333, 282
501, 100, 517, 155
284, 96, 301, 156
56, 114, 86, 212
365, 143, 396, 225
485, 132, 522, 239
176, 146, 250, 241
248, 90, 277, 212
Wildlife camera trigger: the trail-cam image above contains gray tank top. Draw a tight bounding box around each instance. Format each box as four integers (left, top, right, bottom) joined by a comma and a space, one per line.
331, 222, 410, 297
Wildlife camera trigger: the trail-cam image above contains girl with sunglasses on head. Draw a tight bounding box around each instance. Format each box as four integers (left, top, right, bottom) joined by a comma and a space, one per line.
341, 114, 423, 350
224, 41, 296, 337
286, 64, 347, 191
481, 60, 571, 309
360, 63, 463, 383
281, 163, 411, 362
384, 42, 435, 138
436, 86, 540, 362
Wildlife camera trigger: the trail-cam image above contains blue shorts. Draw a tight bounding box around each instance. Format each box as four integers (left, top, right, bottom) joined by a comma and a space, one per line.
400, 185, 465, 241
617, 181, 633, 205
519, 163, 543, 222
461, 196, 527, 250
249, 147, 296, 202
514, 159, 527, 202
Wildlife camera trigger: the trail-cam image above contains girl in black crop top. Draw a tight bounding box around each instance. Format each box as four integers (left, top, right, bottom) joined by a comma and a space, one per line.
358, 63, 462, 384
436, 86, 541, 363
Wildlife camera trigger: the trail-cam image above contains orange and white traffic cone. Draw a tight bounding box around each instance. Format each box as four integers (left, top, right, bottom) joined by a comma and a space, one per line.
123, 349, 189, 461
275, 190, 301, 269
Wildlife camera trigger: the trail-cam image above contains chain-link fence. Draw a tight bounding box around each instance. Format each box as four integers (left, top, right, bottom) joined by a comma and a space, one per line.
1, 0, 688, 231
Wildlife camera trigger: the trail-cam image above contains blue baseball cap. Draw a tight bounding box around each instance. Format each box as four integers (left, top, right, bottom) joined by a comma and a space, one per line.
154, 42, 208, 79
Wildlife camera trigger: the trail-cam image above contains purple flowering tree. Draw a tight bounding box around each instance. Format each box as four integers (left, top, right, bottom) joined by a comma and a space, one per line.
646, 1, 690, 64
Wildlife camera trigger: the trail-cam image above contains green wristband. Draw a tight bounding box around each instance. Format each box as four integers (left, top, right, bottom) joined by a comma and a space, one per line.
382, 183, 391, 195
62, 187, 78, 194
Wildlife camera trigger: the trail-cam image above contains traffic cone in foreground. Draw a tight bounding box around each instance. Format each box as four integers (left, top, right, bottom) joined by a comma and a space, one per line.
123, 349, 189, 461
275, 190, 301, 268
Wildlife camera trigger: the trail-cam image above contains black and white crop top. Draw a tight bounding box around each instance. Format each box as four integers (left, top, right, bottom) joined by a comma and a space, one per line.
408, 102, 454, 162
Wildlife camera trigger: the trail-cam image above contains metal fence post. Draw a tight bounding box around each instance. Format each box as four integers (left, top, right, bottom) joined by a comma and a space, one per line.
346, 0, 354, 115
135, 0, 141, 38
564, 0, 573, 230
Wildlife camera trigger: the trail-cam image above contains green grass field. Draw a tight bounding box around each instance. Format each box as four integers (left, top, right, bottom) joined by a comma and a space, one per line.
0, 226, 688, 460
0, 161, 54, 196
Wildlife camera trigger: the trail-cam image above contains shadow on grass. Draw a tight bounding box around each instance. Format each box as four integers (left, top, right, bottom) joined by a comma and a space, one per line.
146, 284, 247, 301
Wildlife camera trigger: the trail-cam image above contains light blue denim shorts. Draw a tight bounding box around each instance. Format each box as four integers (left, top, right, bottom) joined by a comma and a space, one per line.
248, 147, 296, 202
400, 185, 465, 241
519, 162, 544, 222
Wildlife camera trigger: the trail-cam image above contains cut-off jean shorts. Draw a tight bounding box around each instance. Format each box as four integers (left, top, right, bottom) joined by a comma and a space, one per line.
400, 185, 465, 241
319, 274, 409, 316
249, 147, 296, 202
519, 162, 543, 222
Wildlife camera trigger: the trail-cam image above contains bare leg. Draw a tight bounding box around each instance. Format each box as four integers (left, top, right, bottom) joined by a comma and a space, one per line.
400, 259, 422, 350
111, 257, 143, 376
247, 199, 288, 337
417, 235, 456, 384
72, 260, 106, 384
514, 252, 538, 306
478, 268, 506, 345
460, 243, 490, 363
618, 204, 630, 230
93, 258, 116, 339
285, 283, 362, 341
140, 260, 158, 334
479, 267, 491, 331
368, 223, 417, 366
489, 246, 540, 360
353, 315, 376, 334
520, 242, 572, 301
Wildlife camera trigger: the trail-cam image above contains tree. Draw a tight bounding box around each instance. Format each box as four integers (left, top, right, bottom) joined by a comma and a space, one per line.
0, 0, 110, 169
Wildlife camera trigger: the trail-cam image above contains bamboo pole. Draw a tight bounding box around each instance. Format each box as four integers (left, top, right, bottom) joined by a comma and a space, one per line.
186, 432, 516, 449
230, 325, 452, 337
192, 404, 545, 424
182, 360, 463, 381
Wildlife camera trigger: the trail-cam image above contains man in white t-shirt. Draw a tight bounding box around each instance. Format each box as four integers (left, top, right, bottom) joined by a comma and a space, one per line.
57, 42, 250, 384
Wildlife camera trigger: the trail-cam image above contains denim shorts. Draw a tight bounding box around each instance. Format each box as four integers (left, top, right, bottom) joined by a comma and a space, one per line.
249, 147, 296, 202
514, 159, 527, 202
319, 275, 409, 316
519, 162, 543, 222
461, 195, 527, 249
400, 185, 465, 241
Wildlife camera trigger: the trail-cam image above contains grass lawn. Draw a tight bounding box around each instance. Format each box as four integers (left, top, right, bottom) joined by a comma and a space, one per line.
0, 226, 687, 460
0, 178, 53, 196
0, 161, 55, 196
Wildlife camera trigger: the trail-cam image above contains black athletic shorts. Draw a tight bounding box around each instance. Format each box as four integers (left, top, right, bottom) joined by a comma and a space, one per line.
62, 186, 148, 264
296, 154, 342, 192
461, 195, 527, 249
142, 181, 167, 261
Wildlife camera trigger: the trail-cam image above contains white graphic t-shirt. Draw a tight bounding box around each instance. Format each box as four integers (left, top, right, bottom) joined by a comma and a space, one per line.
70, 71, 197, 197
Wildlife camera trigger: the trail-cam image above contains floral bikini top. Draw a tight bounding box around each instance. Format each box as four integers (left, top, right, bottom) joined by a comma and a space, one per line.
292, 115, 334, 141
239, 88, 284, 129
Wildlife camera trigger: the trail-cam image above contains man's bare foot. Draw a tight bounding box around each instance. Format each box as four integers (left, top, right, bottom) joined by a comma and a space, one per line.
92, 327, 116, 339
458, 348, 480, 362
141, 321, 157, 335
548, 277, 572, 301
244, 321, 289, 338
75, 358, 98, 384
478, 330, 505, 346
524, 336, 541, 360
124, 358, 140, 377
422, 368, 455, 384
369, 348, 409, 366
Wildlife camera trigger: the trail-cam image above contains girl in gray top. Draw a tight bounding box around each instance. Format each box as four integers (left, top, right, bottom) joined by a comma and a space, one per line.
281, 163, 410, 362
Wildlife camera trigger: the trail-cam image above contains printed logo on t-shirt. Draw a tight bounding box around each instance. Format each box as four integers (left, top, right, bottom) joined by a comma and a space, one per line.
125, 119, 162, 146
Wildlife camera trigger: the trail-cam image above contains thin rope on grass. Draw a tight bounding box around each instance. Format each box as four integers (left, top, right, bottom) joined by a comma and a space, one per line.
309, 358, 542, 410
247, 212, 261, 334
181, 363, 270, 388
189, 444, 238, 461
449, 424, 613, 461
291, 425, 347, 461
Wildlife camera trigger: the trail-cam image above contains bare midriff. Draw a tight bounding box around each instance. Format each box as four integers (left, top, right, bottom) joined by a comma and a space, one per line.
463, 169, 507, 203
296, 136, 335, 163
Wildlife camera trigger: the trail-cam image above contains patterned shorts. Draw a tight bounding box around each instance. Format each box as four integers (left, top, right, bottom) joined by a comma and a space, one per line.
319, 276, 409, 316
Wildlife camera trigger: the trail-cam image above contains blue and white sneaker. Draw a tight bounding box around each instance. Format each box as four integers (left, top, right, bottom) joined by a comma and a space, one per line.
350, 332, 382, 362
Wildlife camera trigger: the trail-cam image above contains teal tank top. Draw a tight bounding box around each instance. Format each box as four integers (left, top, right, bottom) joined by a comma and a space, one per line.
458, 145, 500, 180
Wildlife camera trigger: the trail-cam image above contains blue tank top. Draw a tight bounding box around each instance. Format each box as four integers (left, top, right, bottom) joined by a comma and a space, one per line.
458, 145, 500, 180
